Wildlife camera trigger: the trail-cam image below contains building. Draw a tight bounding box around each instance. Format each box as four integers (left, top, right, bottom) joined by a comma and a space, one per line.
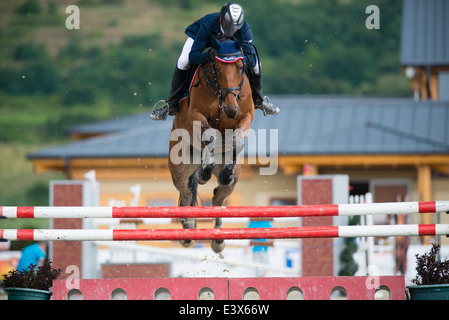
400, 0, 449, 101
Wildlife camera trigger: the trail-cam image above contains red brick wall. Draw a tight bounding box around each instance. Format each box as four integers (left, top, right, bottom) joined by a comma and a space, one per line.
301, 179, 334, 276
51, 183, 83, 279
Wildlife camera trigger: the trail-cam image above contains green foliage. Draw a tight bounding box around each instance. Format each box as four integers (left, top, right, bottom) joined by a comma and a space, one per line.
338, 215, 360, 276
54, 33, 176, 108
412, 243, 449, 285
19, 59, 61, 95
245, 0, 405, 95
24, 181, 51, 207
0, 36, 60, 96
14, 43, 47, 61
15, 0, 42, 15
1, 260, 62, 291
339, 238, 359, 276
0, 0, 407, 105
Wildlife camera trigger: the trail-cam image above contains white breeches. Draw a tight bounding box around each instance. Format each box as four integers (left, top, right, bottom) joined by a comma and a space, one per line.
177, 37, 194, 70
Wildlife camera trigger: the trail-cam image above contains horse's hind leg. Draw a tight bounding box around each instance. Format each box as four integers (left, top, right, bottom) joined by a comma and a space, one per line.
211, 219, 225, 253
170, 156, 199, 247
178, 173, 199, 247
210, 186, 232, 254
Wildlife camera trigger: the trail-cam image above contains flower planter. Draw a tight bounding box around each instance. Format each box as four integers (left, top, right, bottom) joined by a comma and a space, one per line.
407, 284, 449, 300
5, 287, 52, 300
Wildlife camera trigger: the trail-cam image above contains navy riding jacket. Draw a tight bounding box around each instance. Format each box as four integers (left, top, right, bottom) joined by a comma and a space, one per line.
185, 12, 257, 69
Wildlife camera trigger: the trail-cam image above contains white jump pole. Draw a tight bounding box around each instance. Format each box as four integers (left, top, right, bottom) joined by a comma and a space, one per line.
1, 224, 449, 241
1, 201, 448, 219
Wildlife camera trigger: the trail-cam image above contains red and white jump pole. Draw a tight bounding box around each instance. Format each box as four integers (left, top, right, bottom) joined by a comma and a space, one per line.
1, 201, 448, 219
1, 224, 448, 241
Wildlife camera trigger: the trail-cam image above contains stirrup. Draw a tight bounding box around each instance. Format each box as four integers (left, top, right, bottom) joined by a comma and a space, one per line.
150, 100, 169, 121
261, 96, 280, 116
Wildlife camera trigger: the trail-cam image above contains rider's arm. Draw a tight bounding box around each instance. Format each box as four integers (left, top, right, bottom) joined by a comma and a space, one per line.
189, 19, 254, 66
188, 24, 211, 65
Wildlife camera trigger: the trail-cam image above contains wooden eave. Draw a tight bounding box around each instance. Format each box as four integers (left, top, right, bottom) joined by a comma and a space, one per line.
30, 153, 449, 179
276, 154, 449, 175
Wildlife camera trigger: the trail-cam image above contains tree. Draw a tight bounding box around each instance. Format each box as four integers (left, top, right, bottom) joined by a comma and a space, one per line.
339, 216, 360, 276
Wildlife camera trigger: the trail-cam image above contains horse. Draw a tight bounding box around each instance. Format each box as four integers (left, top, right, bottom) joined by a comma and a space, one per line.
168, 40, 254, 253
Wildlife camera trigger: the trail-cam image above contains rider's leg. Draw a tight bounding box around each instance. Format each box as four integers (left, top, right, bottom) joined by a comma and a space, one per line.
169, 36, 193, 111
150, 38, 193, 120
251, 59, 280, 116
167, 67, 188, 115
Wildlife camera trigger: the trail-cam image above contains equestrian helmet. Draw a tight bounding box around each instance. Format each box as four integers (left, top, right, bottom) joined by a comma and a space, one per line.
220, 2, 244, 38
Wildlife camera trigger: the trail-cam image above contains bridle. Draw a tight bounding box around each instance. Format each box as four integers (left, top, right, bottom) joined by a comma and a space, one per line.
195, 52, 245, 129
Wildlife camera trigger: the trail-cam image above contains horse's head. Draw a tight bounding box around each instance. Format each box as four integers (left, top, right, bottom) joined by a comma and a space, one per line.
213, 40, 245, 119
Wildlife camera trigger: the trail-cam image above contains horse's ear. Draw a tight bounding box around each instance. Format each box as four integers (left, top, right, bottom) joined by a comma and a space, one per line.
211, 35, 222, 50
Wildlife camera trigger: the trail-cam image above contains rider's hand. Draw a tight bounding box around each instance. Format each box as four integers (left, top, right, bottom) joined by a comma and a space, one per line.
205, 47, 214, 61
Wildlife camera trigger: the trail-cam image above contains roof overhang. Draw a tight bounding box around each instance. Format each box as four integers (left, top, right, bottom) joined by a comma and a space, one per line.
30, 153, 449, 179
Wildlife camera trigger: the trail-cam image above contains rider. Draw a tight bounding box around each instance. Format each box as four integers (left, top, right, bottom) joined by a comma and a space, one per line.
151, 2, 280, 121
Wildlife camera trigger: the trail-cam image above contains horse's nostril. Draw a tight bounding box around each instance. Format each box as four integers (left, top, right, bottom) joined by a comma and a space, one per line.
224, 106, 238, 118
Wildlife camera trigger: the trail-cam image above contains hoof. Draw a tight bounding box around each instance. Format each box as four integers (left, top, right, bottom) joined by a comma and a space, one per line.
218, 171, 234, 187
211, 218, 225, 253
218, 166, 235, 187
195, 167, 213, 185
211, 240, 225, 253
180, 218, 196, 248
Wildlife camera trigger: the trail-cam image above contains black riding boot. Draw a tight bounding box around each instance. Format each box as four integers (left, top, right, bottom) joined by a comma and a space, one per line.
150, 67, 187, 121
252, 73, 280, 116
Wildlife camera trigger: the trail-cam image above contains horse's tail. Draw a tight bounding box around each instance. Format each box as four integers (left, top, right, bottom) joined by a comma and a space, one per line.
188, 173, 199, 206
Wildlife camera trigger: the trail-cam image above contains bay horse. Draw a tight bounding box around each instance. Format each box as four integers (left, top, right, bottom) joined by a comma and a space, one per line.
168, 40, 254, 253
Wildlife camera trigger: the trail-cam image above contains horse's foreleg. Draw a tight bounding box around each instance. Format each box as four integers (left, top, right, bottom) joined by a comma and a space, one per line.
195, 128, 218, 185
195, 145, 214, 184
213, 164, 240, 206
217, 127, 244, 187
